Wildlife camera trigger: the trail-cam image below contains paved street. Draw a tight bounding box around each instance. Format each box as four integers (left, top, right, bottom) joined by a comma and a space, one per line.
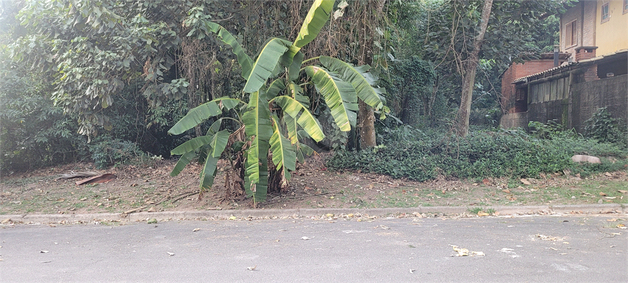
1, 215, 626, 282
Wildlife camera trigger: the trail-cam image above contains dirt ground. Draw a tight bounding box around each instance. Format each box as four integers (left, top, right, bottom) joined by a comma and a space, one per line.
1, 153, 627, 215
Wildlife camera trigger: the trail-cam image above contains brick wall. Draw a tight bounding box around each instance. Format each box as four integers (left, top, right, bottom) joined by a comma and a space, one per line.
501, 60, 556, 113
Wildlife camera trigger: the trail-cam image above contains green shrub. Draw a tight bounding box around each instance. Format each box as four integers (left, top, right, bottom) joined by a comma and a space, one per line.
583, 107, 627, 146
328, 128, 628, 181
1, 50, 90, 173
88, 137, 147, 169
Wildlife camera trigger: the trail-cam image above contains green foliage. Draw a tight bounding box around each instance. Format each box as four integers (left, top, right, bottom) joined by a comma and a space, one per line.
383, 56, 436, 126
328, 128, 628, 181
527, 120, 577, 140
386, 0, 569, 132
168, 0, 385, 203
88, 137, 147, 169
584, 108, 627, 146
0, 33, 89, 173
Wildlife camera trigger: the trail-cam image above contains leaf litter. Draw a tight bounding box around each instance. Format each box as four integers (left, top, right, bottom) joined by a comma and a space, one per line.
1, 155, 627, 215
450, 245, 485, 257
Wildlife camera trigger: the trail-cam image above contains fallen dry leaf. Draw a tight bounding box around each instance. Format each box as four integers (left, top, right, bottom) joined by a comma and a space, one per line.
502, 189, 511, 194
520, 178, 531, 185
451, 245, 484, 257
247, 265, 257, 271
193, 228, 200, 232
167, 252, 175, 256
477, 211, 490, 217
599, 192, 607, 196
618, 190, 627, 194
451, 245, 469, 256
535, 234, 565, 241
617, 224, 626, 229
607, 218, 618, 222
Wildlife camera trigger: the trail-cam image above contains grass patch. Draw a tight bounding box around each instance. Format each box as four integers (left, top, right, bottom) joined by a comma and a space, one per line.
468, 207, 495, 215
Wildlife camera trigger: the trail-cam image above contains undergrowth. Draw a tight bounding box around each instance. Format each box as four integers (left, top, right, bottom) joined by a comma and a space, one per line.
327, 127, 628, 182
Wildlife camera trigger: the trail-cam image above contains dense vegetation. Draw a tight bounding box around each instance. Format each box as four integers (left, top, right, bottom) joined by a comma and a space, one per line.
329, 124, 628, 182
2, 0, 625, 203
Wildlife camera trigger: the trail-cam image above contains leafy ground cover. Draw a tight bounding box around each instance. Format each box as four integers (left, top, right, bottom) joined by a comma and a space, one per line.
1, 154, 626, 216
328, 129, 628, 182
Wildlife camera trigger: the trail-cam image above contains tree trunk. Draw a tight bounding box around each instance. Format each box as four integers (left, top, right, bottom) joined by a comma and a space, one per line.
455, 0, 493, 137
358, 100, 377, 149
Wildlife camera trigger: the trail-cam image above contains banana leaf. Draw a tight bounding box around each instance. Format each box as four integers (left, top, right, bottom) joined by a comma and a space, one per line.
305, 66, 358, 131
319, 56, 385, 110
206, 22, 254, 79
168, 97, 241, 135
293, 0, 334, 49
273, 96, 325, 142
266, 79, 286, 99
170, 151, 196, 177
170, 135, 215, 156
270, 116, 296, 182
288, 51, 304, 81
199, 154, 219, 191
243, 91, 272, 202
283, 114, 299, 145
243, 38, 292, 93
199, 130, 230, 191
209, 130, 230, 158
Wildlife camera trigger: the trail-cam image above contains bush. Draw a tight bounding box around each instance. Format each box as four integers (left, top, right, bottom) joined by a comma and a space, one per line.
327, 128, 628, 181
88, 137, 147, 169
1, 52, 90, 173
583, 107, 627, 146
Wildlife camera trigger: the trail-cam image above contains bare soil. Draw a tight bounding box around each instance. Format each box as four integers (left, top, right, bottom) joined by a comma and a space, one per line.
1, 154, 627, 216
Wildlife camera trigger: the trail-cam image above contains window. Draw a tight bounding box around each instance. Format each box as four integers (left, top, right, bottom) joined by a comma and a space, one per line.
601, 3, 609, 23
623, 0, 628, 14
565, 20, 577, 47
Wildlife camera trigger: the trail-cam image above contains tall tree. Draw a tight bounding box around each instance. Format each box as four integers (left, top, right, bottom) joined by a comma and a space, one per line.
422, 0, 568, 135
455, 0, 492, 136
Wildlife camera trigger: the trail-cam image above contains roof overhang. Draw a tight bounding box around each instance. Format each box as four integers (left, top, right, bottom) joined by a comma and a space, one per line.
513, 49, 627, 85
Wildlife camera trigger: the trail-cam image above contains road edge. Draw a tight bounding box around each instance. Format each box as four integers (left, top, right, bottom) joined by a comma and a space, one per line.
1, 204, 625, 225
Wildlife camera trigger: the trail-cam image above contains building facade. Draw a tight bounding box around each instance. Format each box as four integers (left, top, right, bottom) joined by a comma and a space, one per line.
500, 0, 628, 131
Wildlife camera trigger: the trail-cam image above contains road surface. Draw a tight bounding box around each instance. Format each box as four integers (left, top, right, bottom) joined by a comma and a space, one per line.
1, 215, 626, 282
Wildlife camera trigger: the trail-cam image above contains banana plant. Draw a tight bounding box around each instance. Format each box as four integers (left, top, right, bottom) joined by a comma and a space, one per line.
169, 0, 386, 204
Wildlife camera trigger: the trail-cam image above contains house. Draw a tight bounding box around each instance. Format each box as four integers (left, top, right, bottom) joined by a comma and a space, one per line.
500, 0, 628, 132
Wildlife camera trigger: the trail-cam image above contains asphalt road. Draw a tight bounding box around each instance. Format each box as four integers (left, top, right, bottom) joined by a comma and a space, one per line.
1, 215, 626, 282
